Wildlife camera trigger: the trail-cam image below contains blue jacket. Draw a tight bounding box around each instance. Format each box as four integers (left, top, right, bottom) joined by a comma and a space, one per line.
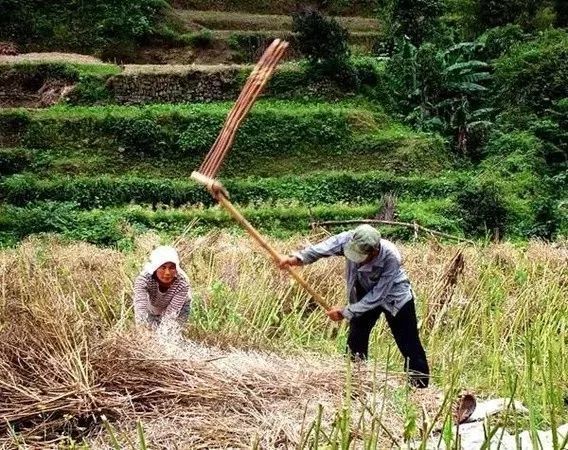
295, 231, 413, 320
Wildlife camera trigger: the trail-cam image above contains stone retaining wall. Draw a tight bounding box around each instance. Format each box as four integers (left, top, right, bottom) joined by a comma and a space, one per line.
108, 66, 244, 104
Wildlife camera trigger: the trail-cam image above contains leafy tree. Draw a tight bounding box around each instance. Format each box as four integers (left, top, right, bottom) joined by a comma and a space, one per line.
378, 0, 445, 47
291, 9, 350, 67
291, 9, 358, 87
456, 180, 510, 238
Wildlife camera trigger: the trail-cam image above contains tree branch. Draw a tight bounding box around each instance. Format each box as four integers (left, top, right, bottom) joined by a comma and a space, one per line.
310, 219, 474, 244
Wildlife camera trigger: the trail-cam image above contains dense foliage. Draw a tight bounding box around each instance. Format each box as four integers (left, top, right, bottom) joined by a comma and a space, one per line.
0, 0, 169, 55
379, 0, 445, 46
0, 171, 467, 208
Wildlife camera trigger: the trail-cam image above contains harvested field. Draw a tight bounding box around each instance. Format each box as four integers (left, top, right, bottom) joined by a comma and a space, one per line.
0, 234, 566, 448
175, 9, 381, 32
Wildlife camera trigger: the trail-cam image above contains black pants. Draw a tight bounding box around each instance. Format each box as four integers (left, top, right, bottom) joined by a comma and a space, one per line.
347, 300, 430, 388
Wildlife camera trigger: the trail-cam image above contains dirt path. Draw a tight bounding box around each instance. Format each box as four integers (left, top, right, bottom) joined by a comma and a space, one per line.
0, 52, 102, 64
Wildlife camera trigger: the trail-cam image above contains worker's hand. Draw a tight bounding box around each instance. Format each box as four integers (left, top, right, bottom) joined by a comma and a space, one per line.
326, 306, 345, 322
278, 255, 302, 269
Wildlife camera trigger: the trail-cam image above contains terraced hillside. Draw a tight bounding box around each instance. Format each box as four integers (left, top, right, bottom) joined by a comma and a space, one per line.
137, 5, 382, 64
171, 0, 378, 16
0, 76, 464, 246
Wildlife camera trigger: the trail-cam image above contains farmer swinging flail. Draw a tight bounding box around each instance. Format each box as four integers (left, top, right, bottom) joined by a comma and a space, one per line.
279, 225, 430, 388
189, 39, 430, 388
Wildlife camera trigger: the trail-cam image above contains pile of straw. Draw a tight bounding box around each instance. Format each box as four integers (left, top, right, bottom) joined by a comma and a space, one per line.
0, 323, 400, 448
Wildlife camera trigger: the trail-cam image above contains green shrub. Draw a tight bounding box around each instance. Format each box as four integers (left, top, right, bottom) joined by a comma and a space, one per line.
187, 30, 215, 49
292, 10, 351, 67
493, 29, 568, 115
455, 180, 510, 238
527, 195, 562, 239
478, 25, 527, 60
482, 131, 545, 171
530, 99, 568, 172
351, 57, 385, 86
0, 148, 33, 176
532, 6, 557, 30
291, 9, 359, 88
110, 118, 173, 156
65, 77, 113, 105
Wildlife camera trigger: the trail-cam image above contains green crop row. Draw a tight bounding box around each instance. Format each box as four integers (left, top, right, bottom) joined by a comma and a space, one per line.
0, 171, 469, 208
0, 198, 458, 247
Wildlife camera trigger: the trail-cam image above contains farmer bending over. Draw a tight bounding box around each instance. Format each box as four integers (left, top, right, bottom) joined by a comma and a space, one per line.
133, 246, 192, 331
279, 225, 429, 388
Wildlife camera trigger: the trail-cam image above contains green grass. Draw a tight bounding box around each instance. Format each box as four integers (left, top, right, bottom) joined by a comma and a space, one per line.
58, 63, 122, 77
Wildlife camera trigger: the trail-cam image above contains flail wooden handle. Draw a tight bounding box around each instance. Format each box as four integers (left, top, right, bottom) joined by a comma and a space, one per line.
191, 172, 330, 311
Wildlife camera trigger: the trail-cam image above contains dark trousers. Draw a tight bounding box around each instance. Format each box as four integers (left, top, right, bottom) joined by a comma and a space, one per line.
347, 300, 430, 388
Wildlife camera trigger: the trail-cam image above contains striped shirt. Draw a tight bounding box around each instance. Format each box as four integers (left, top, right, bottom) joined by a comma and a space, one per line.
133, 273, 191, 324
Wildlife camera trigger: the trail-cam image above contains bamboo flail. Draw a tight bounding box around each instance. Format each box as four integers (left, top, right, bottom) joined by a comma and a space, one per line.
191, 40, 330, 311
199, 39, 288, 178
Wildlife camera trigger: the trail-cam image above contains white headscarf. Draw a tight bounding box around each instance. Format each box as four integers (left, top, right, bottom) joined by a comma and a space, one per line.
141, 246, 189, 281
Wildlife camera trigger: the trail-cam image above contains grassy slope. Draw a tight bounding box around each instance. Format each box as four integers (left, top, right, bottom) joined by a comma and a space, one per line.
0, 101, 449, 177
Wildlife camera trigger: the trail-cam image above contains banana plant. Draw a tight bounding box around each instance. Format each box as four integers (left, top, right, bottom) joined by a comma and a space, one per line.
388, 38, 494, 155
